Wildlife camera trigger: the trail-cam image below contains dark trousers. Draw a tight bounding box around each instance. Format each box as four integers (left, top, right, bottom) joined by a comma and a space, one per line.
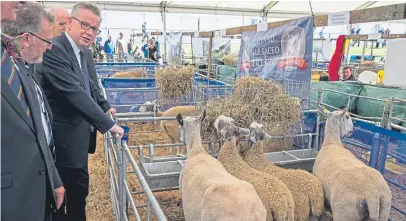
54, 165, 89, 221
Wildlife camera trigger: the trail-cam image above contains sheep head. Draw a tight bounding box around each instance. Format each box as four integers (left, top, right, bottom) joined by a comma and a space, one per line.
176, 109, 206, 146
249, 121, 272, 143
214, 115, 234, 136
213, 115, 250, 140
318, 106, 354, 137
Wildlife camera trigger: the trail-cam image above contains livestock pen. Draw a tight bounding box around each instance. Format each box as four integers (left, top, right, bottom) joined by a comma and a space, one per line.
312, 86, 406, 220
94, 62, 405, 220
97, 70, 328, 220
95, 62, 160, 78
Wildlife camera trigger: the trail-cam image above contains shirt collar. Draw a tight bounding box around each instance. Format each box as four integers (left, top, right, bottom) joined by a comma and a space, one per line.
65, 32, 81, 55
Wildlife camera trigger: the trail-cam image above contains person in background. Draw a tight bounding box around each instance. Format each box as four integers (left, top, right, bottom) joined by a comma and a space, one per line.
1, 2, 65, 221
147, 38, 157, 61
152, 36, 160, 59
319, 27, 324, 39
104, 35, 114, 62
115, 32, 127, 62
128, 38, 133, 55
33, 2, 124, 220
141, 40, 148, 58
376, 27, 384, 48
142, 21, 147, 41
383, 28, 390, 47
342, 66, 356, 81
49, 7, 69, 33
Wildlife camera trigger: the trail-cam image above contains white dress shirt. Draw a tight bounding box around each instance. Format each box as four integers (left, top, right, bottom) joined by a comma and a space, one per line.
65, 32, 82, 69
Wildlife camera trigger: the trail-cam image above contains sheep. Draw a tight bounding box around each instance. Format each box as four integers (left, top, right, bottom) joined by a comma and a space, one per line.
313, 107, 392, 221
244, 121, 324, 221
215, 117, 295, 221
159, 105, 200, 156
110, 68, 148, 78
137, 101, 201, 156
176, 110, 267, 221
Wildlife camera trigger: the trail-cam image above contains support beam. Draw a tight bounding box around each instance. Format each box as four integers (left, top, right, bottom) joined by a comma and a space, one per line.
355, 1, 377, 10
263, 1, 279, 12
202, 3, 406, 36
42, 1, 322, 18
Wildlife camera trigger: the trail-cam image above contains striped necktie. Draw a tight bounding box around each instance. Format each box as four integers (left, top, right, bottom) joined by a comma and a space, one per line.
79, 50, 91, 95
1, 46, 31, 118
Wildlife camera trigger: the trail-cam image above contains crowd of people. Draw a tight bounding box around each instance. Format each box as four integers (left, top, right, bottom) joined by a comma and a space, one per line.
91, 30, 161, 62
1, 2, 124, 221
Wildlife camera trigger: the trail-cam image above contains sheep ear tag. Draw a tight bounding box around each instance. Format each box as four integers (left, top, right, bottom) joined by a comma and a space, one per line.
178, 160, 186, 168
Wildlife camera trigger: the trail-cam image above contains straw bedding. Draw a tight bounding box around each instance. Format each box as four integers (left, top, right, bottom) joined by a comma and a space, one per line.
155, 66, 195, 103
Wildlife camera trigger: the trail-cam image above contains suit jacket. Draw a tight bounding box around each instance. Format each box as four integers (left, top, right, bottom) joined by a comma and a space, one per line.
1, 45, 62, 221
83, 47, 111, 154
34, 33, 114, 169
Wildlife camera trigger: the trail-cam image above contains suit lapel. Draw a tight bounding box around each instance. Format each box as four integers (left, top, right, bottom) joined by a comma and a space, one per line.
1, 77, 35, 132
61, 33, 82, 80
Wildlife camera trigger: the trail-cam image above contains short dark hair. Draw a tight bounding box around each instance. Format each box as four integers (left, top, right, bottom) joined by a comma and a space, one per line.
343, 66, 352, 71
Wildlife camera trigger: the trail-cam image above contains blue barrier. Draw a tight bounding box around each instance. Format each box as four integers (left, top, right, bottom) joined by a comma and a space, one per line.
101, 74, 232, 113
95, 62, 159, 76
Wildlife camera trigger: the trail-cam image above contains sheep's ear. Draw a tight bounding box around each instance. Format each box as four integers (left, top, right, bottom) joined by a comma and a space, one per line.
199, 109, 206, 122
340, 106, 349, 115
176, 113, 183, 126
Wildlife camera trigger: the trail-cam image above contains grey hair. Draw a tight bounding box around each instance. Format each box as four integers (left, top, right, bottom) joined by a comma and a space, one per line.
71, 2, 101, 20
1, 2, 55, 36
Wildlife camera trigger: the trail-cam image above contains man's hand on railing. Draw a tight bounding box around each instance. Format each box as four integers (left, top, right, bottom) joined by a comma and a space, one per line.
107, 107, 117, 116
109, 124, 124, 137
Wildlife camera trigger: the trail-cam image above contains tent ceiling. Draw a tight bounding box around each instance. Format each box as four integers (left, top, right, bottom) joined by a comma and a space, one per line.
44, 1, 406, 19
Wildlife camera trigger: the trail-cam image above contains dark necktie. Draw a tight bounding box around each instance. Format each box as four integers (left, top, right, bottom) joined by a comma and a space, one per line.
79, 50, 91, 94
1, 46, 31, 119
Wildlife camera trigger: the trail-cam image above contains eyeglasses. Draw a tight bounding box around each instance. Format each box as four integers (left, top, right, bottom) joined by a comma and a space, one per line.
72, 17, 101, 35
18, 32, 52, 46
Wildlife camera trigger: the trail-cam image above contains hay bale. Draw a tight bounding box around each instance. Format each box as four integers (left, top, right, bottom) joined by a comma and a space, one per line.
155, 66, 195, 102
221, 52, 238, 65
202, 76, 302, 140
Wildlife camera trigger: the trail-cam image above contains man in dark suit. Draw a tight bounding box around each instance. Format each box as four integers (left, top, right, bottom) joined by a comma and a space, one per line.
1, 2, 65, 221
34, 2, 124, 221
45, 7, 117, 155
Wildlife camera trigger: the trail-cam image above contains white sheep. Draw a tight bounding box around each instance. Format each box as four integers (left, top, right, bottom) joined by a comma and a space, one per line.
176, 110, 267, 221
246, 121, 324, 221
313, 107, 392, 221
215, 117, 295, 221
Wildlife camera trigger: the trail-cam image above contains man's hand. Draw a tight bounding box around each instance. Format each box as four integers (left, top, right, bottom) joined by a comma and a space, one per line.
109, 124, 124, 137
55, 186, 65, 209
107, 108, 117, 116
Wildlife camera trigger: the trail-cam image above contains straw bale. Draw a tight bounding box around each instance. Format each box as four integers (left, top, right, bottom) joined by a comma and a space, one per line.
221, 52, 238, 65
202, 76, 302, 140
155, 66, 195, 102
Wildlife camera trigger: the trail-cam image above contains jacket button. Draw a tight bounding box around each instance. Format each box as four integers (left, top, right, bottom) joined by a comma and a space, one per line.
39, 169, 45, 175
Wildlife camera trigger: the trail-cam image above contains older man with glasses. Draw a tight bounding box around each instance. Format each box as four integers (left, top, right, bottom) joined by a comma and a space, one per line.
1, 2, 65, 221
34, 2, 124, 221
